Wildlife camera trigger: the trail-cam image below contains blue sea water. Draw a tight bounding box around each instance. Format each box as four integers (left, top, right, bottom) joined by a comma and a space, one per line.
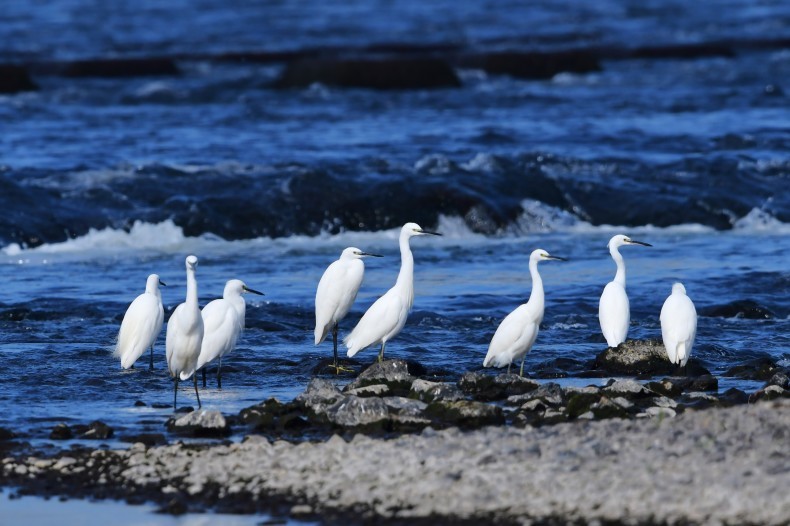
0, 0, 788, 505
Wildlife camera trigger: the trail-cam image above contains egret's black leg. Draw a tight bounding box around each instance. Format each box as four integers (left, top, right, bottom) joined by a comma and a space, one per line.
507, 362, 512, 375
378, 341, 386, 363
149, 345, 154, 371
217, 357, 222, 390
519, 356, 526, 378
194, 374, 201, 409
202, 367, 207, 388
332, 323, 339, 373
173, 377, 179, 410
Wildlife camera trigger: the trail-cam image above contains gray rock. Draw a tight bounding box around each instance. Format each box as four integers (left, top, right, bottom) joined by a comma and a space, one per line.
508, 382, 565, 407
590, 397, 629, 419
295, 378, 344, 416
751, 385, 788, 402
458, 372, 538, 401
424, 400, 505, 429
645, 407, 677, 418
766, 371, 790, 389
346, 384, 391, 397
595, 339, 709, 376
718, 388, 750, 407
77, 421, 114, 440
49, 423, 73, 440
344, 360, 416, 396
603, 379, 653, 399
724, 356, 779, 380
325, 395, 390, 429
409, 379, 464, 403
382, 396, 428, 417
166, 410, 230, 437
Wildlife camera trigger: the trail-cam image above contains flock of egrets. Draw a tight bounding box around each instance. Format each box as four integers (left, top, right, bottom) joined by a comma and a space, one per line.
114, 222, 697, 410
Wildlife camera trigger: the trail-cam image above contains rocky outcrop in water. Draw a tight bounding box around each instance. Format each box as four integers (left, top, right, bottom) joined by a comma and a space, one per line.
0, 65, 38, 94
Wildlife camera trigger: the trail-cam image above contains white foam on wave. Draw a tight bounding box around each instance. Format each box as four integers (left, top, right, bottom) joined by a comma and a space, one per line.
732, 207, 790, 234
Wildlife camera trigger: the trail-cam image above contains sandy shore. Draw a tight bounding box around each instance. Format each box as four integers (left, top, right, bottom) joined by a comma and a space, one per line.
3, 398, 789, 525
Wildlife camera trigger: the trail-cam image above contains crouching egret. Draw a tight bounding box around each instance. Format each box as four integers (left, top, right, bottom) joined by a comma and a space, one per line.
114, 274, 165, 370
598, 234, 651, 348
166, 255, 203, 410
345, 222, 441, 362
483, 249, 565, 377
315, 247, 382, 373
660, 282, 697, 367
197, 279, 263, 388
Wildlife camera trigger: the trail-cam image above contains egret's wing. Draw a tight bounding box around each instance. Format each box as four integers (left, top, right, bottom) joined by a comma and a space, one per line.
198, 299, 238, 369
345, 290, 401, 356
484, 304, 537, 367
661, 294, 697, 364
116, 293, 163, 369
599, 282, 629, 347
165, 303, 185, 377
315, 260, 364, 344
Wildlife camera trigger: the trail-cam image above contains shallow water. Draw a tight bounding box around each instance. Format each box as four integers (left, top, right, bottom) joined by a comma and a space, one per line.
0, 0, 788, 454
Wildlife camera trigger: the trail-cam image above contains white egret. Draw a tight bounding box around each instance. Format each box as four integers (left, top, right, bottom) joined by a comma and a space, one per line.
165, 255, 203, 410
197, 279, 264, 388
345, 222, 441, 362
113, 274, 165, 370
315, 247, 382, 372
483, 249, 566, 377
660, 282, 697, 367
598, 234, 651, 348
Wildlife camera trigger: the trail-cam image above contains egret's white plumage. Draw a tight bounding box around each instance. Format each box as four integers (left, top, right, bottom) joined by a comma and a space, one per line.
598, 234, 651, 348
345, 222, 440, 361
660, 282, 697, 367
197, 279, 263, 388
315, 247, 382, 369
165, 255, 203, 409
114, 274, 165, 370
483, 249, 565, 376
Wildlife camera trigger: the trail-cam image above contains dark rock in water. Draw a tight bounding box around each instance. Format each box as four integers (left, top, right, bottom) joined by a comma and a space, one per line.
134, 400, 147, 407
274, 57, 461, 90
166, 410, 230, 437
382, 396, 428, 417
508, 382, 565, 407
0, 65, 38, 93
566, 387, 602, 419
175, 406, 194, 414
74, 421, 114, 440
628, 43, 735, 60
151, 403, 172, 409
0, 427, 16, 440
458, 372, 538, 401
533, 357, 587, 379
409, 379, 464, 403
344, 360, 418, 396
119, 433, 167, 446
724, 356, 779, 380
461, 50, 601, 80
240, 398, 306, 432
424, 400, 504, 429
750, 385, 789, 403
295, 378, 344, 417
591, 397, 630, 420
325, 395, 390, 429
647, 375, 718, 397
594, 339, 710, 376
603, 379, 655, 399
50, 423, 73, 440
59, 57, 180, 78
700, 300, 775, 319
718, 388, 750, 407
766, 371, 790, 390
680, 392, 720, 410
345, 384, 391, 397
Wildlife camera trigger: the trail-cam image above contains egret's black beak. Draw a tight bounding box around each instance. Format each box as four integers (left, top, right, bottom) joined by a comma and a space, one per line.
243, 286, 264, 295
546, 255, 567, 261
159, 279, 167, 286
419, 230, 442, 236
629, 239, 652, 247
360, 252, 384, 258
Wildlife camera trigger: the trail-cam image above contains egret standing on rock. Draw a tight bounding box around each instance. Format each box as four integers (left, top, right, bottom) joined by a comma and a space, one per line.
197, 279, 263, 388
484, 249, 566, 377
660, 282, 697, 367
114, 274, 165, 370
345, 222, 441, 362
599, 234, 651, 348
315, 247, 382, 372
166, 255, 203, 410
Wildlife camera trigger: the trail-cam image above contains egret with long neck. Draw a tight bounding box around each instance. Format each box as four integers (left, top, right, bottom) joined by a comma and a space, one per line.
114, 273, 166, 370
166, 255, 204, 410
598, 234, 651, 348
483, 249, 566, 377
345, 222, 440, 362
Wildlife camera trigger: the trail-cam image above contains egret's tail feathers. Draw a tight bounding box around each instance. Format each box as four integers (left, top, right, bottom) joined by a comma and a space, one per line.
676, 343, 687, 367
314, 325, 328, 346
179, 370, 195, 381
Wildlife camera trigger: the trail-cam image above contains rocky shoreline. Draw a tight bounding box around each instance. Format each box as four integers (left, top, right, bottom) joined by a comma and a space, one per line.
2, 340, 789, 524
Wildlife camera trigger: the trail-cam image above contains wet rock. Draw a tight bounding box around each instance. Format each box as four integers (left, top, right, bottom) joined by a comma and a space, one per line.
647, 375, 718, 397
458, 372, 538, 401
59, 57, 180, 78
134, 400, 147, 407
0, 427, 16, 440
424, 400, 504, 429
533, 358, 588, 379
566, 388, 602, 419
166, 410, 230, 437
594, 339, 710, 376
346, 384, 391, 397
74, 421, 114, 440
508, 382, 565, 407
325, 395, 389, 429
750, 385, 789, 403
628, 43, 735, 60
766, 371, 790, 389
700, 300, 775, 319
409, 379, 463, 403
239, 398, 306, 432
603, 379, 653, 399
344, 359, 418, 396
295, 378, 344, 417
718, 388, 750, 407
591, 397, 630, 420
389, 414, 433, 432
645, 407, 677, 419
382, 396, 428, 417
275, 57, 461, 90
50, 423, 73, 440
541, 409, 569, 426
461, 50, 601, 80
151, 403, 172, 409
0, 65, 38, 93
724, 356, 779, 380
681, 392, 719, 410
119, 433, 167, 447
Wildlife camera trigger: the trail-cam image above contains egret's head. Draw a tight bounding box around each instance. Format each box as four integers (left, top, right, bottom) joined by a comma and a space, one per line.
342, 247, 383, 259
185, 255, 198, 270
225, 279, 264, 297
531, 248, 567, 263
672, 282, 686, 295
608, 234, 651, 249
146, 274, 165, 291
402, 222, 442, 238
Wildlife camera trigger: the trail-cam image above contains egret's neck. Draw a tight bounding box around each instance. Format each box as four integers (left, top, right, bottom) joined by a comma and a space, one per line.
527, 258, 544, 308
186, 269, 198, 309
226, 291, 246, 320
395, 233, 415, 309
610, 246, 626, 288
